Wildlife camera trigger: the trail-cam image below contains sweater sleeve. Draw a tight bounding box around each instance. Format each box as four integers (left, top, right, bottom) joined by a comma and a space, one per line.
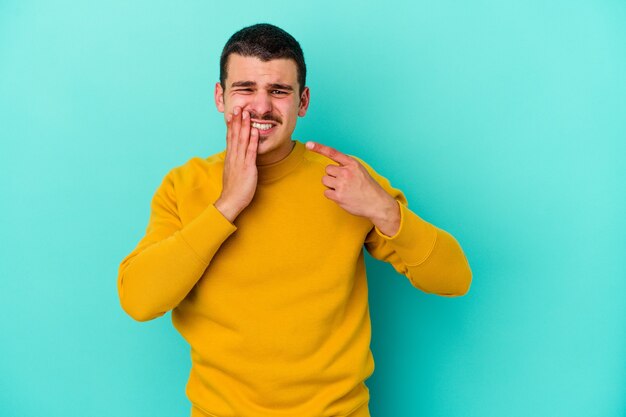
117, 169, 237, 321
361, 163, 472, 296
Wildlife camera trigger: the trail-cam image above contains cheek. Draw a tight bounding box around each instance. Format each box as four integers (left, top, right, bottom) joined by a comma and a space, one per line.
225, 96, 250, 112
277, 102, 299, 121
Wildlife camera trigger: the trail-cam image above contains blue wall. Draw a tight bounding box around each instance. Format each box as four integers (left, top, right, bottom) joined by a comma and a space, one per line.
1, 1, 624, 416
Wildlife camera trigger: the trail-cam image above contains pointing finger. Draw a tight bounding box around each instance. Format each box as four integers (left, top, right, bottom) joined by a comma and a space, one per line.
305, 141, 354, 166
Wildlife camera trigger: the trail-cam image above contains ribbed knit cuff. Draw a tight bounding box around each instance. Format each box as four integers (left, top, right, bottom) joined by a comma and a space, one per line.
177, 204, 237, 265
374, 202, 438, 266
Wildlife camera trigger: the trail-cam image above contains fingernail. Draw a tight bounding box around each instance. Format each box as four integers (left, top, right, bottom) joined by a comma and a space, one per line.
227, 114, 232, 122
234, 107, 240, 115
242, 110, 248, 119
305, 141, 314, 149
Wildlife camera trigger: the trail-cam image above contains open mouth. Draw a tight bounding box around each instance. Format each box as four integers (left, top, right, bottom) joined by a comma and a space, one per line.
251, 121, 277, 135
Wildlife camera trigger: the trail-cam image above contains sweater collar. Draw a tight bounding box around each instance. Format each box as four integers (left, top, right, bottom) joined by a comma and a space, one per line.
256, 140, 305, 183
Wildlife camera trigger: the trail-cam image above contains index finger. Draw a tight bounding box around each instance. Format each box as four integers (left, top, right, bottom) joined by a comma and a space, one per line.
305, 141, 353, 166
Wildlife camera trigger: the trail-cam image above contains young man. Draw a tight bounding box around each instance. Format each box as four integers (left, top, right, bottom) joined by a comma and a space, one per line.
118, 23, 472, 417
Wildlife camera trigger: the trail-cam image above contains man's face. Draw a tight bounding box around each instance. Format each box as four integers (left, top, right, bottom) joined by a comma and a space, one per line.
215, 53, 310, 165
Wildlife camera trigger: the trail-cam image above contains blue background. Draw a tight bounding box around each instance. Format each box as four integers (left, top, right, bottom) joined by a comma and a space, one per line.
1, 1, 624, 416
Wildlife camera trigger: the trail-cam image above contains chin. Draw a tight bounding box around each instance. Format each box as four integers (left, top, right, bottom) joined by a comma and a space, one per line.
256, 137, 273, 154
255, 136, 293, 163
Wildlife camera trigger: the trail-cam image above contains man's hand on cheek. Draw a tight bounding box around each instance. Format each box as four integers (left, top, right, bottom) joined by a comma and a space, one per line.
214, 107, 260, 223
305, 141, 401, 237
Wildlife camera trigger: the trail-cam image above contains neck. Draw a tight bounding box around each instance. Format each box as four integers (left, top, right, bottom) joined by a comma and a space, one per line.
255, 140, 305, 184
256, 140, 296, 166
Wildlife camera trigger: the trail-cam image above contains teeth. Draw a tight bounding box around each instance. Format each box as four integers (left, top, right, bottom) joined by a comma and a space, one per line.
251, 122, 273, 130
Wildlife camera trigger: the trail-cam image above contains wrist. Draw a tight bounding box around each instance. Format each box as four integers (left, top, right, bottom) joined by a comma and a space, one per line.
370, 195, 401, 237
214, 196, 244, 223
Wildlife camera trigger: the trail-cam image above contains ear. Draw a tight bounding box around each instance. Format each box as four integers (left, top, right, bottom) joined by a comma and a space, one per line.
298, 86, 310, 117
214, 82, 225, 113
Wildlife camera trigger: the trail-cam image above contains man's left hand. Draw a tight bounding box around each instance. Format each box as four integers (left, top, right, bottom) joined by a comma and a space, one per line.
305, 141, 401, 237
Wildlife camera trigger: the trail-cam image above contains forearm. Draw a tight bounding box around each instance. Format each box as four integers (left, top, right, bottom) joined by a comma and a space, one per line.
118, 204, 236, 321
404, 227, 472, 296
119, 234, 208, 321
370, 202, 472, 296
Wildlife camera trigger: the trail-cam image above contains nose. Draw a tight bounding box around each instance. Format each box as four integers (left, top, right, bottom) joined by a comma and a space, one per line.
246, 90, 272, 117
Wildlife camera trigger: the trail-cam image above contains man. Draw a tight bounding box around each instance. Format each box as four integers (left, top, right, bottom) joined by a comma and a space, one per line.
118, 23, 471, 417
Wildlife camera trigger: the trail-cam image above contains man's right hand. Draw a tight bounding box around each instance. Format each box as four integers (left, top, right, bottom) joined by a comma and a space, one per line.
214, 107, 259, 223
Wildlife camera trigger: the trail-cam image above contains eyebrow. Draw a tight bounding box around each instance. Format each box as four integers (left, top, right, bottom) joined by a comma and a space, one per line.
230, 81, 294, 91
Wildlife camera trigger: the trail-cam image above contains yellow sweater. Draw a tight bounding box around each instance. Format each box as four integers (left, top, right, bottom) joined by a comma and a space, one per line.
118, 140, 472, 417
